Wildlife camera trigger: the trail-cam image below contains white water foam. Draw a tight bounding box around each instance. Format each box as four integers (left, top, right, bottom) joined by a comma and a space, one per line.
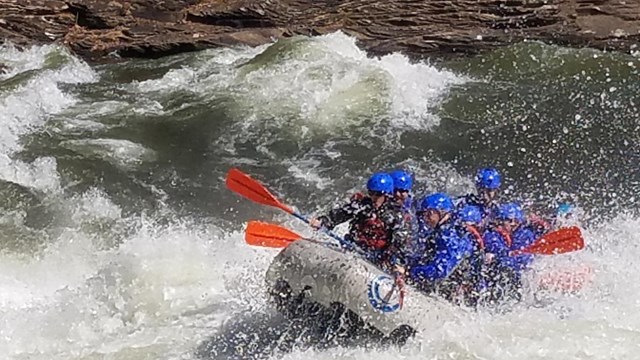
0, 43, 58, 80
285, 158, 333, 190
0, 45, 96, 155
134, 32, 464, 134
0, 155, 61, 193
0, 44, 96, 193
0, 207, 275, 359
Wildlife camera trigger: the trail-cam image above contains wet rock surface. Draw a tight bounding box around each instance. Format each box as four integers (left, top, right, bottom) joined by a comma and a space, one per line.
1, 0, 639, 61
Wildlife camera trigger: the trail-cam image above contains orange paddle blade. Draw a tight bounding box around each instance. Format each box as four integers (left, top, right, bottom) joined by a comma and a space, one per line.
518, 226, 585, 255
245, 221, 303, 248
226, 168, 294, 214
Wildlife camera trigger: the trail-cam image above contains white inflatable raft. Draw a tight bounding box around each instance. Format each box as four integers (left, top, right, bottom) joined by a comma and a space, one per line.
264, 239, 462, 343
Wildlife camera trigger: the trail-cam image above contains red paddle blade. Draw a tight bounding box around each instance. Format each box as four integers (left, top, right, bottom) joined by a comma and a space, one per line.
245, 221, 303, 248
226, 168, 294, 214
520, 226, 585, 255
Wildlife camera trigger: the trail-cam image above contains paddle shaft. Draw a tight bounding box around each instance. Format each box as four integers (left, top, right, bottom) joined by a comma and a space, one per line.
291, 210, 349, 246
226, 168, 348, 247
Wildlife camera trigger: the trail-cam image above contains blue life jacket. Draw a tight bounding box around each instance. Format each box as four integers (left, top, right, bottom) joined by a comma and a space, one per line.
483, 225, 536, 272
511, 225, 539, 253
403, 216, 435, 266
450, 224, 487, 295
408, 222, 474, 284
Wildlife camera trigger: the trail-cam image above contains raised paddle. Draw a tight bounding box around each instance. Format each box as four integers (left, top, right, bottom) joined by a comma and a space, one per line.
511, 226, 584, 256
226, 168, 345, 244
226, 168, 296, 214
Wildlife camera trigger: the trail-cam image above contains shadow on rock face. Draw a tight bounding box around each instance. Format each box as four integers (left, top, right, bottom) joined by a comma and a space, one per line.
195, 304, 397, 360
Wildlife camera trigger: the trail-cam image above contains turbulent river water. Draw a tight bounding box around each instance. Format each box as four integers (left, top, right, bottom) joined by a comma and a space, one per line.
1, 32, 639, 359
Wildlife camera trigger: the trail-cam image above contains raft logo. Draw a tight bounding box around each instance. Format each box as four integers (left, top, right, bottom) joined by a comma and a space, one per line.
367, 274, 402, 313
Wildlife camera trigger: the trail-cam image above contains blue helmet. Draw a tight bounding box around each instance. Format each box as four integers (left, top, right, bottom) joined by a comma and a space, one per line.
475, 168, 502, 190
419, 193, 454, 213
390, 170, 413, 192
367, 172, 394, 195
457, 205, 482, 224
496, 202, 524, 222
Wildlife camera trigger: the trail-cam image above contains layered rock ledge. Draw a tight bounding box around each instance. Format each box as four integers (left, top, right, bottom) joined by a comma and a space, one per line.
1, 0, 639, 62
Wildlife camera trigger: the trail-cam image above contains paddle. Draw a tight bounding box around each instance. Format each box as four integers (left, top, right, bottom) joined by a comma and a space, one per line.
511, 226, 584, 256
226, 168, 295, 214
245, 221, 352, 253
226, 168, 345, 243
245, 220, 304, 248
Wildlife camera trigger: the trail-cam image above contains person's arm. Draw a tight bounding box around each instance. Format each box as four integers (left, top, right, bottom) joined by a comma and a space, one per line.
389, 210, 411, 249
484, 230, 533, 270
402, 226, 432, 269
507, 228, 536, 270
510, 227, 538, 250
483, 231, 509, 257
483, 230, 520, 268
314, 194, 364, 229
409, 229, 470, 282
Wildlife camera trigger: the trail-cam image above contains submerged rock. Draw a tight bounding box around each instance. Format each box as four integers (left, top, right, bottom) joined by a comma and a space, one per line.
0, 0, 638, 62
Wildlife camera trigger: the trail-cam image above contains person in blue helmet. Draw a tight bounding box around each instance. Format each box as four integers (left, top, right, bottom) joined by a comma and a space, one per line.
456, 167, 502, 226
309, 172, 410, 267
389, 169, 414, 216
405, 193, 475, 302
482, 202, 539, 303
403, 193, 451, 268
458, 167, 565, 236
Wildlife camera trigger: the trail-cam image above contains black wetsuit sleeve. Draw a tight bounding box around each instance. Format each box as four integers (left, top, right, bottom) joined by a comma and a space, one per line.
391, 214, 411, 250
384, 211, 412, 265
317, 197, 363, 230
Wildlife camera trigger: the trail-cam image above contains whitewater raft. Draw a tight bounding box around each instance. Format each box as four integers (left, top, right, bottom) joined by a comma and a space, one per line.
264, 239, 463, 344
265, 238, 593, 343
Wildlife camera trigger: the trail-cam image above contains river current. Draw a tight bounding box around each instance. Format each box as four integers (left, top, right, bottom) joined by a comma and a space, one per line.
1, 33, 639, 359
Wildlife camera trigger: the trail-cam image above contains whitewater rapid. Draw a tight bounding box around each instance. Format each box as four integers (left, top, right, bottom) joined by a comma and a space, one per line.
0, 33, 639, 360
